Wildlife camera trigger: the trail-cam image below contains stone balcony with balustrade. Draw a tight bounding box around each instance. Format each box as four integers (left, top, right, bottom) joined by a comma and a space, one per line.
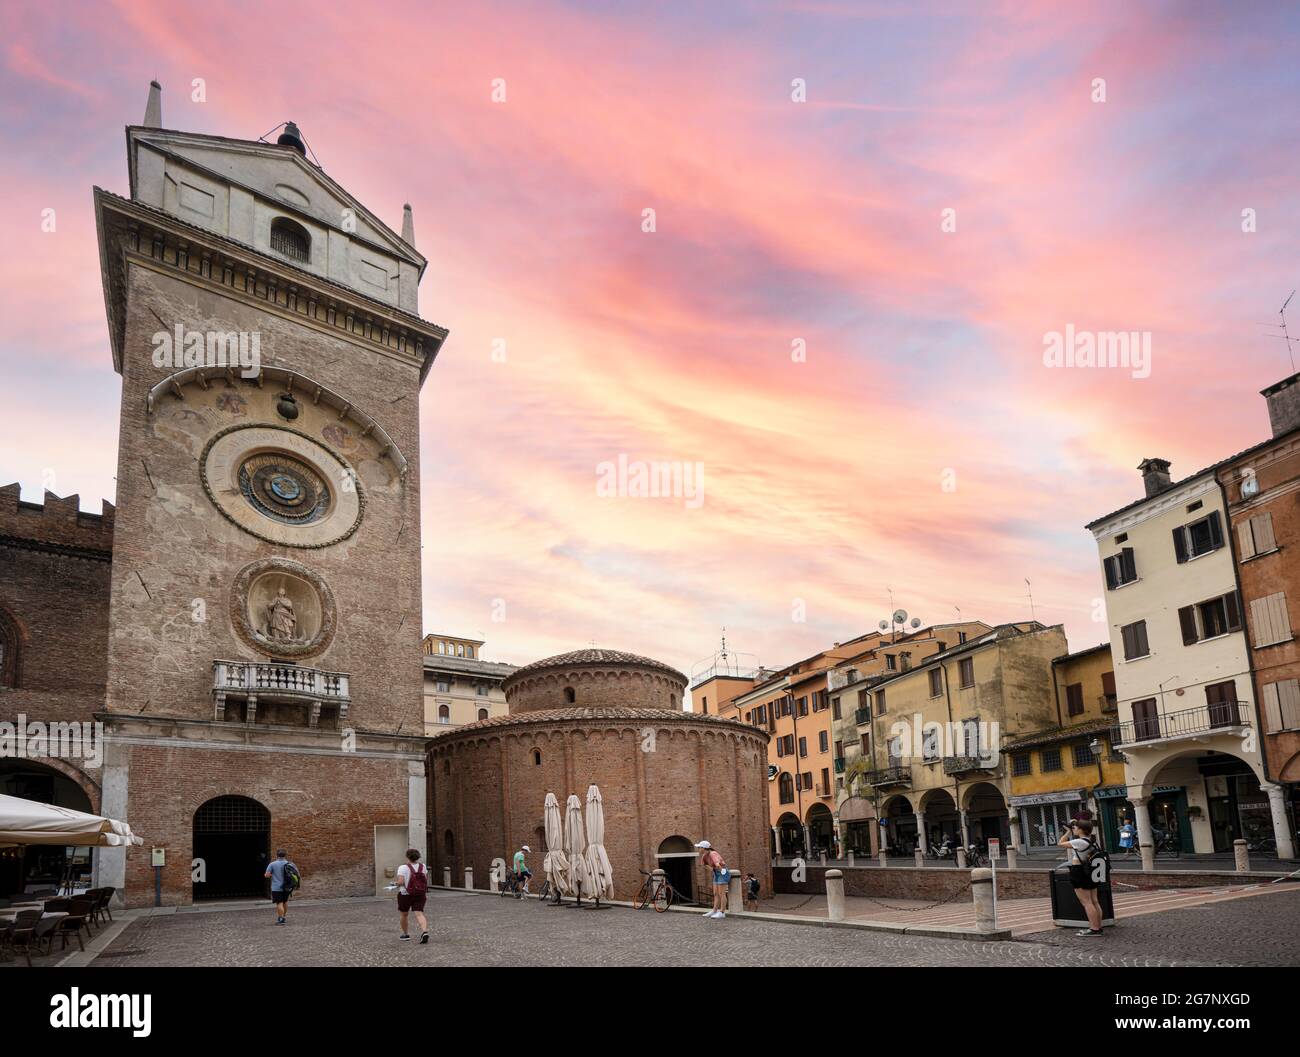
212, 659, 351, 729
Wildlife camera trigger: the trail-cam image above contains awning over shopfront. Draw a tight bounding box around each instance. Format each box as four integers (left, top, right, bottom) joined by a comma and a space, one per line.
0, 793, 143, 847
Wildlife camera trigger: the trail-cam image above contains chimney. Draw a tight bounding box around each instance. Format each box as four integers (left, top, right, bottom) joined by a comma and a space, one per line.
143, 80, 162, 128
1138, 458, 1173, 498
1261, 372, 1300, 438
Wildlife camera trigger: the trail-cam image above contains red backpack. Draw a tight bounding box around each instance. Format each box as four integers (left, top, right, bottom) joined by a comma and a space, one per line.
407, 862, 428, 894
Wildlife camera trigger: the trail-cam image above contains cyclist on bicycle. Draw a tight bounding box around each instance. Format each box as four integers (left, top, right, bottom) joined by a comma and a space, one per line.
512, 844, 532, 896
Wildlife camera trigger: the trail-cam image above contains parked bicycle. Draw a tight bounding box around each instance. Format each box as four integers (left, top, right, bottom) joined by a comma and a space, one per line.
966, 843, 990, 868
534, 878, 553, 904
498, 869, 525, 898
632, 868, 674, 912
1152, 831, 1181, 859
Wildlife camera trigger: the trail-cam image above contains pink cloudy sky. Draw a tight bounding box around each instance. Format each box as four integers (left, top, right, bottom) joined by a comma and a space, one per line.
2, 1, 1298, 688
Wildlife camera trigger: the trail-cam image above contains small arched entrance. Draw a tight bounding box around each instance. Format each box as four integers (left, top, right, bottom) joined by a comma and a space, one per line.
920, 789, 961, 849
192, 795, 271, 901
776, 812, 803, 857
0, 760, 95, 897
883, 794, 917, 853
962, 782, 1009, 850
656, 835, 695, 902
806, 803, 834, 856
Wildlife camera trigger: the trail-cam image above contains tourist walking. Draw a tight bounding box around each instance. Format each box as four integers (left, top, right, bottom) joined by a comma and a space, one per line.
1117, 817, 1137, 857
694, 839, 730, 919
744, 872, 760, 912
264, 849, 300, 926
396, 848, 430, 943
1059, 820, 1105, 937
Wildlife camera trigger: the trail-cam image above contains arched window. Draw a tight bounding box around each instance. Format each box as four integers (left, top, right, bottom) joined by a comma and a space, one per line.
443, 829, 455, 856
477, 708, 488, 722
438, 704, 450, 724
269, 217, 310, 263
532, 749, 542, 766
778, 772, 795, 805
0, 606, 20, 689
563, 687, 576, 704
442, 758, 450, 775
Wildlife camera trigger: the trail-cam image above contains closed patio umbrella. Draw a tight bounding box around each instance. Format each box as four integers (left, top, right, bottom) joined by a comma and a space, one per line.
0, 793, 143, 847
564, 794, 591, 897
542, 793, 569, 894
583, 784, 613, 899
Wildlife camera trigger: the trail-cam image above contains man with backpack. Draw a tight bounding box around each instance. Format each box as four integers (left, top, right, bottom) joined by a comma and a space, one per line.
744, 872, 760, 912
396, 848, 429, 943
264, 849, 300, 926
1058, 819, 1106, 937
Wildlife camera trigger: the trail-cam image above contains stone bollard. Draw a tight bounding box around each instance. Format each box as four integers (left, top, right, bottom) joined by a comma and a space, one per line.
819, 850, 827, 867
847, 850, 855, 868
826, 869, 846, 922
956, 848, 968, 869
464, 866, 474, 890
728, 871, 745, 912
1007, 847, 1017, 870
1234, 839, 1250, 873
970, 868, 996, 932
489, 871, 499, 893
443, 866, 451, 888
914, 849, 924, 868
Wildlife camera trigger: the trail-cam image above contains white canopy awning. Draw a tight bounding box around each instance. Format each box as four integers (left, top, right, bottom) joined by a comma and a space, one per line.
0, 793, 144, 847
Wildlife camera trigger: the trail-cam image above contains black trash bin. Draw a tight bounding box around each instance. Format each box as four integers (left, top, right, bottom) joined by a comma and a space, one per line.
1049, 862, 1115, 928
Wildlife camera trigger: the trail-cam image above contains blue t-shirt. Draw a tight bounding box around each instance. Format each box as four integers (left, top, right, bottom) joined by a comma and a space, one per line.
266, 859, 291, 890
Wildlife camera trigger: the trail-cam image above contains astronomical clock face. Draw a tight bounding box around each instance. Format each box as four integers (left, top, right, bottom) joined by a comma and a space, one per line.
201, 424, 364, 548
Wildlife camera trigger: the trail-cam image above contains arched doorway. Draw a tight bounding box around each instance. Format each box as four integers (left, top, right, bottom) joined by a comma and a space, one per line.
656, 835, 695, 902
0, 761, 95, 897
920, 789, 961, 850
883, 794, 917, 854
192, 795, 271, 901
776, 812, 803, 857
1142, 749, 1269, 853
838, 795, 876, 855
806, 803, 834, 856
962, 782, 1009, 850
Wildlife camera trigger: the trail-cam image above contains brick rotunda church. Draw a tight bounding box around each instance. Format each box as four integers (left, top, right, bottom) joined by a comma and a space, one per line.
0, 83, 445, 907
428, 649, 773, 903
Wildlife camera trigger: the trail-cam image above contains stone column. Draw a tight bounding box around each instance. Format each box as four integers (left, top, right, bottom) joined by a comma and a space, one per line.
728, 871, 744, 912
914, 812, 929, 854
970, 867, 996, 932
1263, 783, 1297, 860
95, 740, 130, 906
1132, 796, 1155, 872
407, 761, 427, 862
1234, 839, 1250, 873
825, 868, 845, 921
959, 809, 971, 847
773, 825, 782, 857
914, 848, 924, 868
1007, 811, 1021, 851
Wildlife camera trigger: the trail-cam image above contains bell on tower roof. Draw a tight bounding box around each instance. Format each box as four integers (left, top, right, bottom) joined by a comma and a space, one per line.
276, 121, 307, 156
143, 80, 162, 128
401, 203, 416, 247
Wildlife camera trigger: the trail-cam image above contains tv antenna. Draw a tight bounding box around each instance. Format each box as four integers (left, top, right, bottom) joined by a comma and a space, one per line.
1025, 578, 1036, 622
1258, 290, 1298, 374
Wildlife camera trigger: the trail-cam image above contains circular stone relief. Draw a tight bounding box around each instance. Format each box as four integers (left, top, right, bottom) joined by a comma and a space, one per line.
231, 558, 337, 658
201, 425, 363, 548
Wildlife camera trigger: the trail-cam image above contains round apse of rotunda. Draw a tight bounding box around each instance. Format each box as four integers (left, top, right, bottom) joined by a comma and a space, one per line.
201, 424, 364, 548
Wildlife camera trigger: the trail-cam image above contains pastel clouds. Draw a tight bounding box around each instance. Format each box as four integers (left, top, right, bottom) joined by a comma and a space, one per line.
1, 1, 1297, 680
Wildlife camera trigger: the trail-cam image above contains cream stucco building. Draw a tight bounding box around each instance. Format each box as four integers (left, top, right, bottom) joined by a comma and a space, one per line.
421, 634, 515, 733
1087, 459, 1285, 863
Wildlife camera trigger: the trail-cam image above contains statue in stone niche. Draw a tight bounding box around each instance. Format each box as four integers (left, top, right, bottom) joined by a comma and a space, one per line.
265, 586, 298, 643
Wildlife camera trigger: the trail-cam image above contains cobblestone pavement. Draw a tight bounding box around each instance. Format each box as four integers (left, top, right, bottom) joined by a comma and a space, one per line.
90, 886, 1300, 967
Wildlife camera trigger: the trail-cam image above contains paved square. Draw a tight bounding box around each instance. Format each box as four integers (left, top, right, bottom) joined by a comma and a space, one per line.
88, 885, 1300, 967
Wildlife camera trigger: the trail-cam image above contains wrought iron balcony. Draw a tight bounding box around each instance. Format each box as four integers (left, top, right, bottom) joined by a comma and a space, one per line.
942, 754, 996, 775
865, 765, 911, 788
1112, 700, 1249, 747
854, 707, 872, 725
213, 659, 351, 728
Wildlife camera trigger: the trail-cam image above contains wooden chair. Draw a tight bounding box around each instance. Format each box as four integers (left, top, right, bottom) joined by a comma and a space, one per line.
30, 914, 61, 958
43, 897, 71, 914
6, 909, 44, 967
69, 897, 95, 938
95, 886, 116, 924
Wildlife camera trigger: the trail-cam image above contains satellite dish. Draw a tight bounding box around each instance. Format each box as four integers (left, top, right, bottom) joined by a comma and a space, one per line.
892, 609, 907, 624
910, 618, 922, 628
878, 620, 890, 631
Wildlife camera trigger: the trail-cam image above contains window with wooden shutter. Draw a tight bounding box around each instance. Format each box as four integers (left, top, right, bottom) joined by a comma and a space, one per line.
1249, 592, 1293, 648
1101, 671, 1117, 710
1173, 510, 1224, 562
1262, 680, 1300, 732
928, 668, 943, 697
959, 657, 975, 687
1066, 682, 1084, 716
1238, 512, 1277, 560
1104, 547, 1138, 589
1205, 680, 1239, 726
1132, 697, 1160, 740
1178, 606, 1198, 645
1121, 620, 1149, 659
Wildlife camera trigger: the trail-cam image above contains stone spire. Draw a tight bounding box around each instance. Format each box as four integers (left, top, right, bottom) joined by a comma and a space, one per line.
401, 203, 415, 247
143, 80, 162, 127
